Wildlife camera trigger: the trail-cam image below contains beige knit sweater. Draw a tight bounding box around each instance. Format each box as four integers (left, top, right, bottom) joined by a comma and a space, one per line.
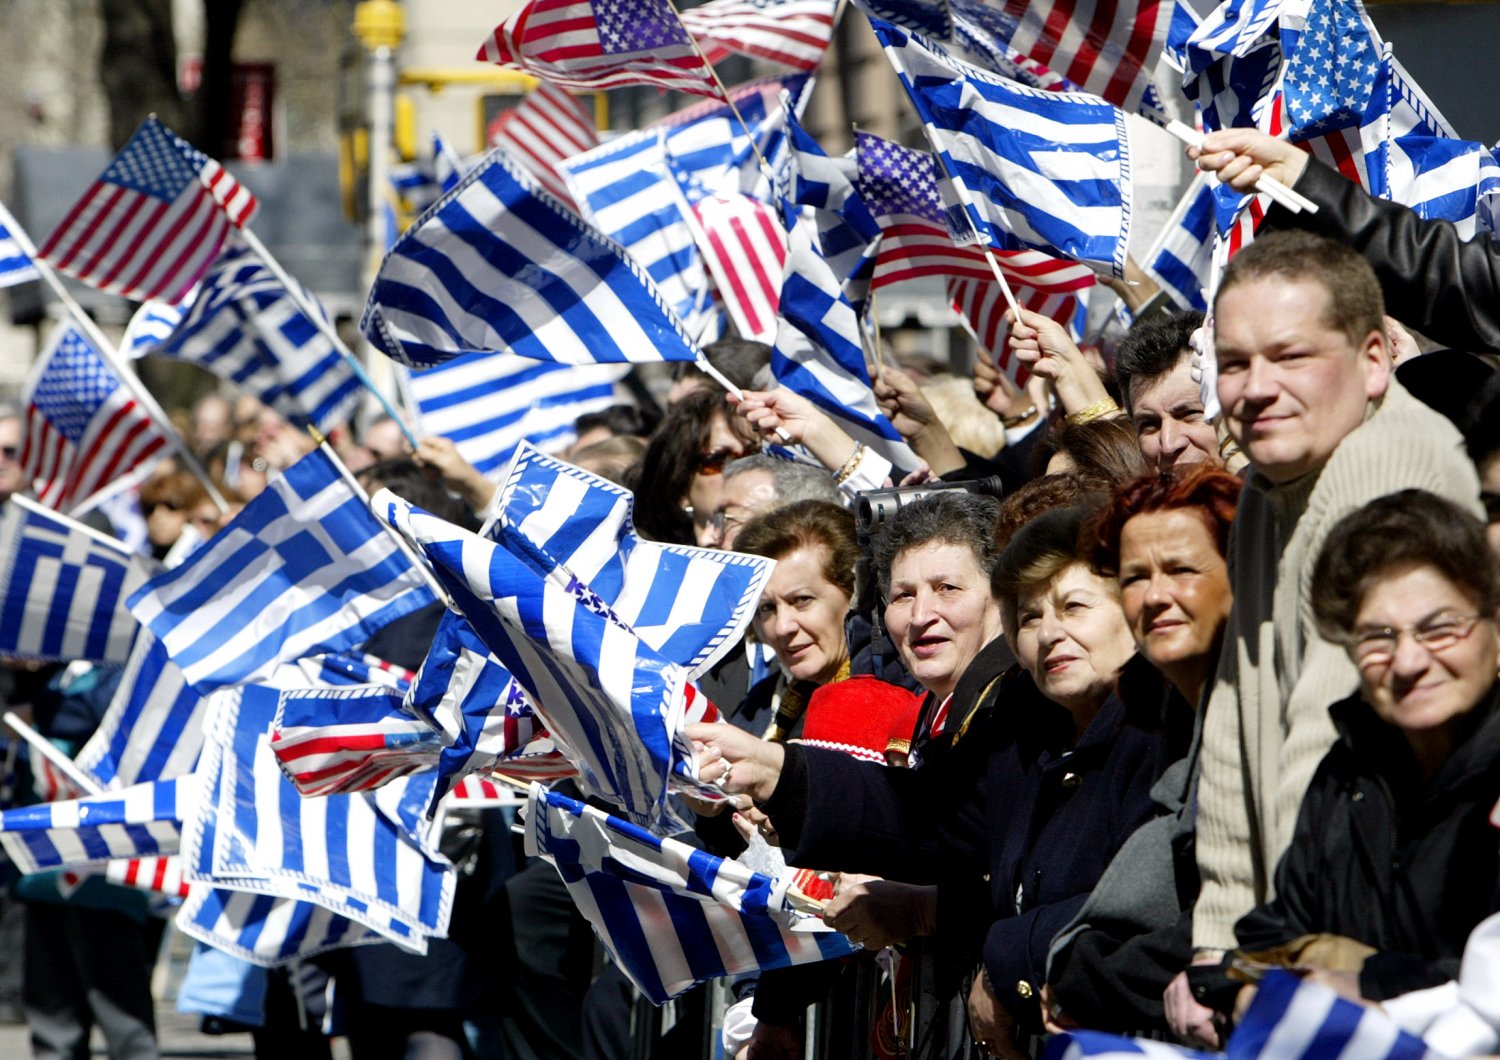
1192, 377, 1482, 950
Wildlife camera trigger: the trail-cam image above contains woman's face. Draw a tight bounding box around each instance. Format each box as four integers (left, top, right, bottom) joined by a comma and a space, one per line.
1118, 509, 1233, 682
1349, 563, 1500, 737
884, 541, 1003, 701
1014, 562, 1136, 713
753, 544, 852, 685
145, 496, 187, 548
687, 413, 751, 546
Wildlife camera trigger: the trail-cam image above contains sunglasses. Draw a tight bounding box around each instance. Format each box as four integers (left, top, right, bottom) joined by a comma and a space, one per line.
694, 448, 737, 475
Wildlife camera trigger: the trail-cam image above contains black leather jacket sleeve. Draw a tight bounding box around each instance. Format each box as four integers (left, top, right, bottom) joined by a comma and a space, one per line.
1261, 157, 1500, 355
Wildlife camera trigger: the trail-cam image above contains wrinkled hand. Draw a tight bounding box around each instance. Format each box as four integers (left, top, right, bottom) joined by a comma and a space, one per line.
1189, 128, 1310, 195
735, 388, 855, 473
1163, 967, 1228, 1050
1006, 308, 1113, 418
821, 877, 936, 951
686, 722, 786, 804
873, 367, 964, 476
968, 971, 1027, 1060
733, 806, 780, 846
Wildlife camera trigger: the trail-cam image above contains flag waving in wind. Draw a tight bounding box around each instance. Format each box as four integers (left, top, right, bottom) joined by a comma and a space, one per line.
38, 116, 257, 304
679, 0, 836, 72
363, 147, 705, 372
20, 323, 170, 514
0, 199, 40, 289
477, 0, 719, 96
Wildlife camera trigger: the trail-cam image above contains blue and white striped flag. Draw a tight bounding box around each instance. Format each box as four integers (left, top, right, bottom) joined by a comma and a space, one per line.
0, 495, 152, 665
121, 298, 187, 359
560, 75, 811, 340
0, 199, 40, 289
156, 241, 361, 432
1144, 174, 1215, 312
0, 774, 199, 875
184, 682, 454, 948
178, 885, 388, 966
127, 446, 438, 694
774, 203, 916, 470
364, 145, 703, 372
399, 351, 625, 479
876, 20, 1132, 277
783, 106, 881, 310
76, 632, 207, 789
1178, 0, 1283, 133
378, 489, 727, 826
528, 786, 859, 1004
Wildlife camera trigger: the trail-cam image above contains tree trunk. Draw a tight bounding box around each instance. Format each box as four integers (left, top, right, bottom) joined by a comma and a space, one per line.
98, 0, 182, 148
195, 0, 246, 158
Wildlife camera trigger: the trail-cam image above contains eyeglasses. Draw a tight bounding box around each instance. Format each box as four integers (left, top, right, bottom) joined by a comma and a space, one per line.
1345, 612, 1483, 669
709, 509, 749, 533
694, 448, 737, 475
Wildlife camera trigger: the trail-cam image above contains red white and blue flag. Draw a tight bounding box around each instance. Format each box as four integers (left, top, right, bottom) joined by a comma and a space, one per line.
679, 0, 836, 71
38, 116, 257, 304
20, 323, 170, 514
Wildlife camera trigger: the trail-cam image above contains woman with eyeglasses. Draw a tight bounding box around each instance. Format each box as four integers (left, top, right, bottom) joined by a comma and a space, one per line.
1196, 490, 1500, 1027
628, 388, 759, 546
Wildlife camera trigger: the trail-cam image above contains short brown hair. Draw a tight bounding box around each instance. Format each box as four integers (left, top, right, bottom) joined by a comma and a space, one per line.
1214, 230, 1384, 348
1311, 490, 1500, 641
1091, 466, 1243, 576
734, 500, 858, 598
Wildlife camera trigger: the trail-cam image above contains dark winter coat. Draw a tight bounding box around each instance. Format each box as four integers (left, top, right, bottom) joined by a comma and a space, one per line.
1235, 683, 1500, 1001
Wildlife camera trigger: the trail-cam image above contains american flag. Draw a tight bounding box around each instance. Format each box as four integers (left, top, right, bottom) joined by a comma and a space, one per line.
38, 116, 257, 304
948, 275, 1084, 387
691, 193, 787, 343
488, 82, 601, 208
20, 323, 170, 515
477, 0, 718, 97
679, 0, 836, 71
854, 132, 1095, 295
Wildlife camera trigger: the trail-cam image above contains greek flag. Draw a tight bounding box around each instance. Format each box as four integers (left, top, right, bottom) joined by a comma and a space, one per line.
399, 351, 625, 479
363, 145, 703, 372
783, 106, 881, 309
155, 241, 361, 432
183, 682, 454, 949
177, 886, 387, 967
76, 632, 207, 789
1178, 0, 1283, 133
877, 20, 1132, 277
127, 446, 438, 694
774, 202, 916, 470
121, 299, 187, 359
0, 495, 153, 665
377, 489, 724, 826
560, 75, 811, 339
0, 199, 39, 289
0, 774, 199, 875
1144, 174, 1215, 312
528, 786, 859, 1004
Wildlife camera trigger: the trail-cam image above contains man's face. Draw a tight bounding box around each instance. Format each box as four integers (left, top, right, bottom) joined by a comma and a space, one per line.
0, 417, 21, 502
1215, 277, 1388, 484
711, 468, 778, 549
1130, 356, 1221, 471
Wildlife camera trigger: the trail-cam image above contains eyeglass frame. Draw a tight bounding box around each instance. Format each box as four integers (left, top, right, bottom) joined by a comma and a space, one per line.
1341, 611, 1486, 669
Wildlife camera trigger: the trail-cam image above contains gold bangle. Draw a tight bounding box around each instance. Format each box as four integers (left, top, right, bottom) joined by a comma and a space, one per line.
833, 443, 865, 485
1065, 396, 1121, 426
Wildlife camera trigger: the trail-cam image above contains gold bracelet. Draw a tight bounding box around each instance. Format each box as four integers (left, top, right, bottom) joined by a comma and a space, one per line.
833, 443, 865, 485
1065, 396, 1121, 426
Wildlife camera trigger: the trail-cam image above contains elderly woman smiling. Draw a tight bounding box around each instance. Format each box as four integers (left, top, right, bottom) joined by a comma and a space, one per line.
1199, 491, 1500, 1029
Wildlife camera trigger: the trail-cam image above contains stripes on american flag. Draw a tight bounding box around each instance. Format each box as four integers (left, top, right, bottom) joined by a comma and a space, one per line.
679, 0, 836, 71
487, 82, 600, 210
363, 145, 705, 372
691, 193, 787, 343
0, 198, 40, 289
948, 275, 1082, 386
0, 495, 152, 665
37, 116, 256, 304
476, 0, 718, 97
271, 683, 441, 798
20, 323, 170, 515
106, 855, 192, 899
528, 786, 859, 1004
126, 446, 438, 694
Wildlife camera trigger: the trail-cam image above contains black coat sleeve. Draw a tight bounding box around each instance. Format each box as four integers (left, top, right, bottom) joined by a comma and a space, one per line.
1262, 158, 1500, 356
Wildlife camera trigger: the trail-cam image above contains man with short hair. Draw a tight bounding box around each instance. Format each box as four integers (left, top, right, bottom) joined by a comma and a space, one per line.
1114, 312, 1220, 471
1168, 230, 1481, 1042
706, 454, 841, 549
0, 408, 21, 505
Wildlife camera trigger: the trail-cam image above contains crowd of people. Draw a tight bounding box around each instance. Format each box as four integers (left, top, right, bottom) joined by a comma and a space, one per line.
5, 124, 1500, 1060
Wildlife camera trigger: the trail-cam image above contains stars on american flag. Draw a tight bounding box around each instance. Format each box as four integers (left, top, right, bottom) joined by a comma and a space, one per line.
599, 0, 692, 54
30, 331, 120, 441
1283, 0, 1380, 137
100, 120, 202, 203
855, 135, 945, 224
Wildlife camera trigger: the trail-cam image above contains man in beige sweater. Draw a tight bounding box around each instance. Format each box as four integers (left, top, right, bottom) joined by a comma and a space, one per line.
1161, 229, 1481, 1044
